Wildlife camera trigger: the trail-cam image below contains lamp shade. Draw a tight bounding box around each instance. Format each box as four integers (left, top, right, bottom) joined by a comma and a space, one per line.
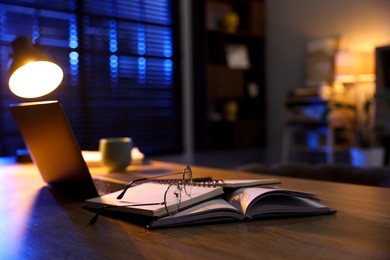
8, 37, 63, 98
335, 51, 375, 82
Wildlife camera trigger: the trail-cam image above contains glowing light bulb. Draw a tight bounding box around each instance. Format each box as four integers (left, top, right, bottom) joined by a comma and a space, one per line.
9, 61, 63, 98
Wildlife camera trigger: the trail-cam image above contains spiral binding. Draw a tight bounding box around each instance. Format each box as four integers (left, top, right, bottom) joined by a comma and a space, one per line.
150, 177, 225, 187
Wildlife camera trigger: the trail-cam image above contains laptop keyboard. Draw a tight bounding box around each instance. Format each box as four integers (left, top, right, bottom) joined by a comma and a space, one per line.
93, 178, 128, 195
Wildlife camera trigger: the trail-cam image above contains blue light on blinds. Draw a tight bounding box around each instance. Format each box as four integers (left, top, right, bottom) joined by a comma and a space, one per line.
69, 14, 78, 86
138, 57, 146, 84
32, 13, 39, 44
85, 0, 172, 25
137, 24, 146, 55
110, 55, 119, 68
164, 59, 172, 83
69, 51, 79, 66
69, 15, 78, 49
109, 20, 118, 53
109, 18, 119, 90
164, 30, 172, 57
69, 0, 77, 11
110, 54, 119, 89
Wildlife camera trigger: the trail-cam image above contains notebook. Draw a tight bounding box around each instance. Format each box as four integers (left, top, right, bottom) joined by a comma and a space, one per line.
9, 100, 128, 200
86, 182, 224, 218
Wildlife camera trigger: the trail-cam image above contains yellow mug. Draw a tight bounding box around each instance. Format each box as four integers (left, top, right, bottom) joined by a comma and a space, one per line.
99, 137, 133, 172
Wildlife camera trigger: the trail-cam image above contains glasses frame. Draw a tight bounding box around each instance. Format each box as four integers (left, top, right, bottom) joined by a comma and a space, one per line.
116, 165, 193, 200
90, 165, 194, 224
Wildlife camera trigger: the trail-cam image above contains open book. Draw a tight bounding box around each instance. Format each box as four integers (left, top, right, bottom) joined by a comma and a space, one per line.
148, 187, 336, 229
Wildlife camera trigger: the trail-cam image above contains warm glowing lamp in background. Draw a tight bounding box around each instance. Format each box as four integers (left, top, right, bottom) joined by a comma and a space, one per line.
334, 51, 375, 83
333, 50, 376, 108
8, 36, 63, 98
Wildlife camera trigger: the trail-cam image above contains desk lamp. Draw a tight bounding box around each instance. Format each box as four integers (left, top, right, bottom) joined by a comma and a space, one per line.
8, 36, 64, 161
8, 36, 63, 98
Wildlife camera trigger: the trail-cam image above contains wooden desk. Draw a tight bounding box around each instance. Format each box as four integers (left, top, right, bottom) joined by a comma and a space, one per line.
1, 159, 390, 259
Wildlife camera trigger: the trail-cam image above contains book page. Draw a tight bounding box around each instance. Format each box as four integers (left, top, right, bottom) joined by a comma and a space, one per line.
226, 187, 280, 213
225, 187, 320, 215
149, 198, 244, 229
246, 196, 333, 217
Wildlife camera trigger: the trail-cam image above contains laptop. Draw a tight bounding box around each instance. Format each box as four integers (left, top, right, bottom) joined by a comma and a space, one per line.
9, 100, 128, 200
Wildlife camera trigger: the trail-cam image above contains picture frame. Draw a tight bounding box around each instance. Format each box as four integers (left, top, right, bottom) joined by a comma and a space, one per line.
305, 35, 340, 87
225, 44, 251, 70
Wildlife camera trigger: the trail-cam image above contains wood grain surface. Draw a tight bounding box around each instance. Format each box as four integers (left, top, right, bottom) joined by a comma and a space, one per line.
1, 159, 389, 259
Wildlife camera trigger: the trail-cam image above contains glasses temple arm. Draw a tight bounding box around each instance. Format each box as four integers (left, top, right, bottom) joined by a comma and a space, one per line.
116, 178, 147, 199
89, 202, 165, 224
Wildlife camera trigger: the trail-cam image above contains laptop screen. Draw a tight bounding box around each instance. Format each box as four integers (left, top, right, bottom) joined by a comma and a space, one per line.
9, 100, 99, 199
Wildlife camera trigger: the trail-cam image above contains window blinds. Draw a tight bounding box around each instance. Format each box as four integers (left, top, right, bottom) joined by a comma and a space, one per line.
0, 0, 181, 156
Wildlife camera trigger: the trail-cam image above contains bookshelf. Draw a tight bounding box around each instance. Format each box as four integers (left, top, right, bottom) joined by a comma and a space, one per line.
192, 0, 266, 150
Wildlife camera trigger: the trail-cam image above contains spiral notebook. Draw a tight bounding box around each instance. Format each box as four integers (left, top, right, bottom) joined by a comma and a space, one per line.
137, 177, 281, 189
86, 182, 224, 217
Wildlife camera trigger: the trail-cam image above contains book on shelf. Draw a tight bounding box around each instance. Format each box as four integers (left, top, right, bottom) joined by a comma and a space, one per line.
148, 187, 336, 229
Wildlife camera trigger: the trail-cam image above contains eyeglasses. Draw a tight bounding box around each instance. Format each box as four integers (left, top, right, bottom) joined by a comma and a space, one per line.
117, 164, 193, 199
89, 165, 194, 224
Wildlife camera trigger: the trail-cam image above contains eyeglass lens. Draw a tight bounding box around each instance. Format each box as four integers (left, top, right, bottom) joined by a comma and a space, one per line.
183, 165, 193, 197
163, 165, 193, 216
164, 183, 182, 216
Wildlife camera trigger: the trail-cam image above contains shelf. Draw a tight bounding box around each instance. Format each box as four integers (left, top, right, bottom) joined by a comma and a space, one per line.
205, 0, 264, 36
193, 0, 266, 150
206, 31, 264, 67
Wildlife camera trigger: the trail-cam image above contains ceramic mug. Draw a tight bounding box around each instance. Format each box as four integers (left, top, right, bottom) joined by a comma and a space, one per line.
99, 137, 133, 172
